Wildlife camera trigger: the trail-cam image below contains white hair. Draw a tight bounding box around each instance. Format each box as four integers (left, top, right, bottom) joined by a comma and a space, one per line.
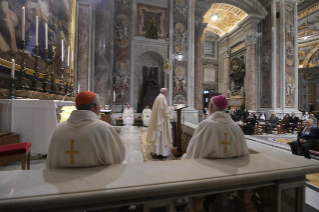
160, 88, 168, 93
305, 119, 314, 125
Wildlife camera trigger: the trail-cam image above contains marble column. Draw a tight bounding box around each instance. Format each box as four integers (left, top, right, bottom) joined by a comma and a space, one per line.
244, 32, 261, 111
222, 48, 231, 97
194, 21, 206, 110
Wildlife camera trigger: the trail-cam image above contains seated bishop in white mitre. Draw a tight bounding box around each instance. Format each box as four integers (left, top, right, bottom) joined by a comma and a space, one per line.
142, 105, 152, 127
182, 96, 249, 159
123, 104, 134, 126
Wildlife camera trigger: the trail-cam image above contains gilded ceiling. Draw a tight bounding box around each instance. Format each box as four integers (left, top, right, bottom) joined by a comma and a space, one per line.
203, 3, 248, 37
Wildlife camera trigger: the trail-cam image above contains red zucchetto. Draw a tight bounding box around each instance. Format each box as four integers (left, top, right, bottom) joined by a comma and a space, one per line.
75, 91, 97, 105
211, 95, 228, 110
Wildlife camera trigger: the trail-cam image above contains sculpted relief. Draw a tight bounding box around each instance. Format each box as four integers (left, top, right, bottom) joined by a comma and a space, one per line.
173, 23, 187, 52
174, 65, 186, 91
286, 41, 294, 66
115, 15, 130, 48
115, 0, 131, 9
114, 57, 129, 88
261, 45, 271, 70
286, 75, 296, 96
174, 2, 188, 18
286, 19, 295, 38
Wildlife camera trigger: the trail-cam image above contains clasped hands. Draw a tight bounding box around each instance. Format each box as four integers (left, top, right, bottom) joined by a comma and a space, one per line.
300, 139, 307, 143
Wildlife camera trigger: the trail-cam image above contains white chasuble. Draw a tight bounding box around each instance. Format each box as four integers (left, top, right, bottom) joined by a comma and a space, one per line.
46, 110, 126, 169
182, 111, 249, 159
142, 108, 152, 126
123, 108, 134, 126
146, 93, 172, 156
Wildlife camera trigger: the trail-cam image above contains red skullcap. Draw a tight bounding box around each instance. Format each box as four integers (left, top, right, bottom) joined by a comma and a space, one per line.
211, 95, 228, 110
76, 91, 97, 105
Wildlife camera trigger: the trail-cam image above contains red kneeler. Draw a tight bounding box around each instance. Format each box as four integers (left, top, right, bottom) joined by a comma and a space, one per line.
0, 142, 31, 170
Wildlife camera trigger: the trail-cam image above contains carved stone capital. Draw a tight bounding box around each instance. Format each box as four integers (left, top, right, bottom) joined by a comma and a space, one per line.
244, 32, 262, 46
222, 48, 231, 58
195, 22, 207, 35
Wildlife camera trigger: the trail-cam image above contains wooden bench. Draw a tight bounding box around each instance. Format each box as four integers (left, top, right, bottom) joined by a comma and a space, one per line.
0, 142, 31, 170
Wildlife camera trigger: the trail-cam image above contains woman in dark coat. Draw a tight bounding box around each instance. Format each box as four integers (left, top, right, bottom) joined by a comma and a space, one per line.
288, 119, 319, 159
242, 113, 256, 135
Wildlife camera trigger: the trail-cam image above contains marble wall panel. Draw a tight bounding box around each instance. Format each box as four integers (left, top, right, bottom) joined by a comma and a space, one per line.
276, 3, 281, 108
94, 0, 113, 106
260, 8, 272, 108
77, 5, 90, 91
285, 2, 295, 108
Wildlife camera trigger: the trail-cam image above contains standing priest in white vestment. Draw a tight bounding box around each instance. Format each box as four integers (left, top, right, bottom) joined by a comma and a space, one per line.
123, 104, 134, 126
147, 88, 172, 157
182, 95, 249, 159
142, 105, 152, 127
46, 91, 126, 169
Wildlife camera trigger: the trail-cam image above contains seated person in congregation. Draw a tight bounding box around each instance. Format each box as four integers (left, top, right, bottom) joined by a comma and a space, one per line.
309, 114, 317, 126
288, 119, 319, 159
123, 104, 134, 126
242, 113, 256, 135
142, 105, 152, 127
182, 96, 249, 159
265, 113, 279, 134
46, 91, 126, 169
284, 112, 299, 134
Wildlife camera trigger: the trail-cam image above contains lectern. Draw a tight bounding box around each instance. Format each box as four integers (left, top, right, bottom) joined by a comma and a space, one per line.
172, 105, 187, 157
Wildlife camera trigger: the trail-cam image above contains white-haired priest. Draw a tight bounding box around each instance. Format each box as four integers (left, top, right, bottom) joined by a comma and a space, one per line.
46, 91, 126, 169
147, 88, 172, 158
123, 104, 134, 126
182, 95, 249, 159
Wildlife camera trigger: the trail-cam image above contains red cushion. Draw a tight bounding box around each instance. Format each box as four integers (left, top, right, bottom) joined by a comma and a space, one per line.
0, 142, 31, 157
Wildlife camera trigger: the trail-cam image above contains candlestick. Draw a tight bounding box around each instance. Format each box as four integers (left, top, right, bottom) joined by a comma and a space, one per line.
8, 78, 16, 99
22, 7, 25, 41
49, 36, 57, 94
58, 61, 66, 95
67, 46, 70, 67
32, 45, 43, 91
35, 16, 38, 46
11, 59, 15, 78
61, 39, 64, 61
45, 23, 48, 49
42, 48, 51, 93
17, 40, 30, 90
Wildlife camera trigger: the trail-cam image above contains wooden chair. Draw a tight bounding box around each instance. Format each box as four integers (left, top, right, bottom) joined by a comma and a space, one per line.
0, 142, 31, 170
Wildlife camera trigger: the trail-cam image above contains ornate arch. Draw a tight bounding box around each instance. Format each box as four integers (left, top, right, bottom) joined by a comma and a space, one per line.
303, 43, 319, 68
133, 45, 167, 111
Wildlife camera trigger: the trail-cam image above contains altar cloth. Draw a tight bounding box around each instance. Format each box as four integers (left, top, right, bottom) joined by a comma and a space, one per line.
0, 100, 58, 155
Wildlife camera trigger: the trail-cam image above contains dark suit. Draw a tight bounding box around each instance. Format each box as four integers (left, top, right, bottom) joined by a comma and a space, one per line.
243, 118, 256, 135
285, 116, 299, 133
289, 127, 319, 159
265, 116, 279, 134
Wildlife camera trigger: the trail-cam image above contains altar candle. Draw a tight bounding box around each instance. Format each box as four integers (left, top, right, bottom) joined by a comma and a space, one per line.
11, 59, 15, 78
22, 7, 25, 41
35, 16, 38, 46
113, 91, 116, 102
78, 84, 81, 93
71, 51, 74, 69
67, 46, 70, 66
61, 39, 64, 61
45, 23, 48, 49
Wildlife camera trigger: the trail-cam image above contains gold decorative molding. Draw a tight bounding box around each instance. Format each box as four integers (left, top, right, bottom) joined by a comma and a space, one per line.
203, 3, 248, 37
303, 43, 319, 68
298, 2, 319, 19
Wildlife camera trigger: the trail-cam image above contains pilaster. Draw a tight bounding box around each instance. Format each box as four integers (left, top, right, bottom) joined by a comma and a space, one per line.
222, 48, 231, 97
194, 20, 207, 110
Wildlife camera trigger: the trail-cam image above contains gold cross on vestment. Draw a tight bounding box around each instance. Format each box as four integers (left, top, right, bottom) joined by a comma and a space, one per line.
66, 140, 78, 164
221, 133, 231, 153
